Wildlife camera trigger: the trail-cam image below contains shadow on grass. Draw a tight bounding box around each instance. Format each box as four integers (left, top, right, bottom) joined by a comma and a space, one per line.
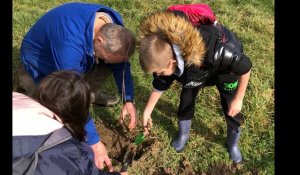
126, 74, 179, 141
193, 125, 226, 148
13, 46, 22, 69
192, 103, 227, 147
13, 46, 23, 91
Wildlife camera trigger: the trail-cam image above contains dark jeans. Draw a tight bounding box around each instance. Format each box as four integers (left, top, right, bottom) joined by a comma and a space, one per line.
83, 61, 112, 94
15, 61, 112, 99
177, 73, 244, 132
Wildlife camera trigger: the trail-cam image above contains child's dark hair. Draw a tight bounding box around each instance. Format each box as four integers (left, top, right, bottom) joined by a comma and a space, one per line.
37, 70, 91, 141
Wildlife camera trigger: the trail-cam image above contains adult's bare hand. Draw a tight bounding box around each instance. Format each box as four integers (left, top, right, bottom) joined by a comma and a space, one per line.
119, 102, 137, 131
90, 141, 113, 171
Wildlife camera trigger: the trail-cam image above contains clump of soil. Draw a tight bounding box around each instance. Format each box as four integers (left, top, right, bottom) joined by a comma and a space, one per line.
205, 163, 236, 175
153, 158, 239, 175
152, 157, 196, 175
179, 157, 197, 175
95, 120, 155, 170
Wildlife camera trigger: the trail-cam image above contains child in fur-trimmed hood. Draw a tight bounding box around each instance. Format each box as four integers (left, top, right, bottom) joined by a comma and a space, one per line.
138, 10, 252, 164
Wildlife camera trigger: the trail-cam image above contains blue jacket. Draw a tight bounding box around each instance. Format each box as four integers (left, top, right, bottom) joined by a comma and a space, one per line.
21, 2, 134, 101
20, 2, 134, 145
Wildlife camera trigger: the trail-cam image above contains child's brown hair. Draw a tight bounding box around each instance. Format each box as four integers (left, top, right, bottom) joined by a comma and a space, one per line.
139, 35, 174, 73
37, 70, 91, 141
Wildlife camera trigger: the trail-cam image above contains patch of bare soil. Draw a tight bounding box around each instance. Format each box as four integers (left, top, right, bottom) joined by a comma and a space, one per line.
152, 158, 239, 175
205, 163, 238, 175
152, 157, 196, 175
179, 157, 197, 175
95, 120, 156, 170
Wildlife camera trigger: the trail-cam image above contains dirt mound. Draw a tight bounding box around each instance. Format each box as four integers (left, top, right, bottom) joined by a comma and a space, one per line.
205, 163, 239, 175
152, 157, 196, 175
95, 120, 156, 171
152, 159, 238, 175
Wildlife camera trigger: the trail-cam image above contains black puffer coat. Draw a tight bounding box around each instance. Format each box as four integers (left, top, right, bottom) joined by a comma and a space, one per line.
138, 11, 251, 90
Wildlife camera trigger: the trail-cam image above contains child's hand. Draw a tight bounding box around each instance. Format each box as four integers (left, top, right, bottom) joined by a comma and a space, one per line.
143, 114, 153, 135
120, 172, 128, 175
228, 98, 243, 117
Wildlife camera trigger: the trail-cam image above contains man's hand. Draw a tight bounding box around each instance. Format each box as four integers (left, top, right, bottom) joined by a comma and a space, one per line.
119, 102, 137, 131
228, 98, 243, 117
143, 114, 152, 135
90, 141, 113, 171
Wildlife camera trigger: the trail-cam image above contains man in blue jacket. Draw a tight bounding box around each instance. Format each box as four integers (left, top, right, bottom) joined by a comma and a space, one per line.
17, 2, 137, 171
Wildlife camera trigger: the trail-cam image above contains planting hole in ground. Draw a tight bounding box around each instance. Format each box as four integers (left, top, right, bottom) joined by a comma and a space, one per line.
95, 119, 156, 170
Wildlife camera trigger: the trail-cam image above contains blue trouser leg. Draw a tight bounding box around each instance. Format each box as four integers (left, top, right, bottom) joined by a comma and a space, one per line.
84, 115, 100, 145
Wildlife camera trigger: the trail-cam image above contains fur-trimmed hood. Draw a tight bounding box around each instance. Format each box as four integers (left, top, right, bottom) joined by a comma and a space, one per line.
138, 11, 206, 66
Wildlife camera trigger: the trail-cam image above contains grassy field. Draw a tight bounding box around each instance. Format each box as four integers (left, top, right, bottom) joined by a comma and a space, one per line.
13, 0, 274, 174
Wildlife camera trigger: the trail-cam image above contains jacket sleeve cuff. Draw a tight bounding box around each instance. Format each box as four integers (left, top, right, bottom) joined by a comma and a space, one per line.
84, 118, 100, 145
153, 87, 165, 93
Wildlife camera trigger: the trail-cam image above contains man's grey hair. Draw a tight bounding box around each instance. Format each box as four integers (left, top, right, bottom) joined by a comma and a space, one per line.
99, 23, 136, 58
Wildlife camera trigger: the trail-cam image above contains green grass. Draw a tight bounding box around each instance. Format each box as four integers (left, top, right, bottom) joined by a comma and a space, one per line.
13, 0, 274, 174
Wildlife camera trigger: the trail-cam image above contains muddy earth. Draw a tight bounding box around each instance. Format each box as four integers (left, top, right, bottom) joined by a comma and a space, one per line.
151, 158, 239, 175
95, 119, 239, 175
95, 119, 156, 171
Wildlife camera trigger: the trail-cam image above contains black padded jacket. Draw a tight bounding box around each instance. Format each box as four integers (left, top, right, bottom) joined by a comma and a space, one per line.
153, 24, 252, 90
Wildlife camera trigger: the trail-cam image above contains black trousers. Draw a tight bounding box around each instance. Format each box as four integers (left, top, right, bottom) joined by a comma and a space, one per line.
15, 61, 112, 98
83, 61, 112, 93
177, 73, 244, 132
